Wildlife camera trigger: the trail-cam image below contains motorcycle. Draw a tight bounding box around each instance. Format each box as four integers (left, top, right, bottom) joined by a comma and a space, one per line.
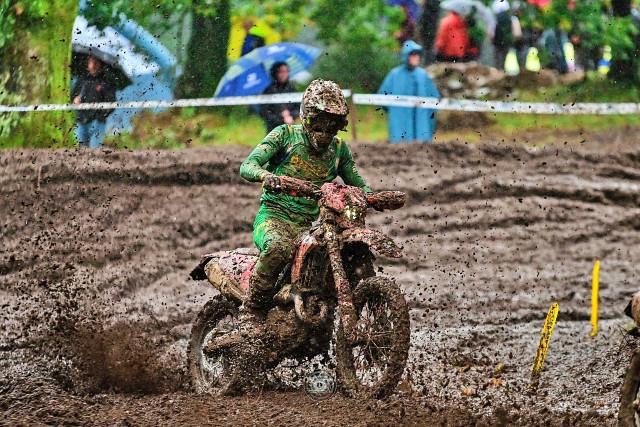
188, 176, 411, 398
618, 292, 640, 426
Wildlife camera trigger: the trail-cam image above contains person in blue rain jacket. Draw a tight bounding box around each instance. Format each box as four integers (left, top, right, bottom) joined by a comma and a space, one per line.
378, 40, 440, 143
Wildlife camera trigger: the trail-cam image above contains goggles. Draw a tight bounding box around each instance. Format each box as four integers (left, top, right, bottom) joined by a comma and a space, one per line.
305, 112, 348, 134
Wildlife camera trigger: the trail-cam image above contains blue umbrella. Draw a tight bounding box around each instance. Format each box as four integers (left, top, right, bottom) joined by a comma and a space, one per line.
214, 42, 321, 97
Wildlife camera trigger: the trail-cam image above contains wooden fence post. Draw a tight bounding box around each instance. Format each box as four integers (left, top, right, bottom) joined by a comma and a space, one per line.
349, 99, 358, 142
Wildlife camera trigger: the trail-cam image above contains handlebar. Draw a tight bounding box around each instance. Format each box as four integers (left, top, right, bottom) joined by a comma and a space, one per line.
266, 176, 323, 199
366, 191, 406, 211
264, 176, 406, 210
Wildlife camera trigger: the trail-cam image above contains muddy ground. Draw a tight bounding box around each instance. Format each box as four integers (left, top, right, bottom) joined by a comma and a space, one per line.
2, 129, 640, 426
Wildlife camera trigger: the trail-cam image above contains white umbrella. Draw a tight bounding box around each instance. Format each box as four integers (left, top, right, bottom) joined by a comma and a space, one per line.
72, 16, 160, 80
71, 16, 172, 134
441, 0, 496, 37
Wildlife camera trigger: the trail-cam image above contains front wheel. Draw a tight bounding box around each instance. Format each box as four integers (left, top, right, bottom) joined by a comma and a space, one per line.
619, 349, 640, 426
187, 295, 240, 394
335, 276, 410, 399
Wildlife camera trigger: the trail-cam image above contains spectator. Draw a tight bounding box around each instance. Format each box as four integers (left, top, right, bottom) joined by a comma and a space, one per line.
492, 0, 514, 70
241, 20, 266, 56
541, 28, 568, 74
259, 62, 300, 132
71, 55, 116, 149
519, 25, 542, 72
435, 11, 478, 62
511, 3, 527, 71
378, 40, 440, 144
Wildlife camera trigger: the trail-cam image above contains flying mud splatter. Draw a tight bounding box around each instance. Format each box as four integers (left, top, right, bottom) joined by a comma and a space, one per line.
1, 133, 639, 425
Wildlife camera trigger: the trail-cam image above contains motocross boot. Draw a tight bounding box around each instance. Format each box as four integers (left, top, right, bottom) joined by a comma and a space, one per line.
237, 270, 274, 335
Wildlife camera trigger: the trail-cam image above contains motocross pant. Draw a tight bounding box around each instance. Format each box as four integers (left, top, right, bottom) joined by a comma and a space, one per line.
246, 204, 310, 311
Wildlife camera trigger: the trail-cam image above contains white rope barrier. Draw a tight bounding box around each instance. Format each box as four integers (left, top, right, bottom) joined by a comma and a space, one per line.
0, 92, 311, 113
353, 94, 640, 115
1, 90, 639, 115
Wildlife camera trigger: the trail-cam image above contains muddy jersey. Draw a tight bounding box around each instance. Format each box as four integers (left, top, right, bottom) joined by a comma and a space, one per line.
240, 124, 371, 223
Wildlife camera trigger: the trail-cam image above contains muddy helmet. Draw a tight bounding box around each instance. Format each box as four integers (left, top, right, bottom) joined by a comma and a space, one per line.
300, 79, 349, 150
300, 79, 349, 119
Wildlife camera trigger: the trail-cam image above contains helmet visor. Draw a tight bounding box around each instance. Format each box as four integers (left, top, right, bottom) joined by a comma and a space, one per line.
306, 111, 348, 134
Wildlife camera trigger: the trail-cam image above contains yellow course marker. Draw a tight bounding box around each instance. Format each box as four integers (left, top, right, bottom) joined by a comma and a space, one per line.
591, 260, 601, 337
531, 302, 559, 379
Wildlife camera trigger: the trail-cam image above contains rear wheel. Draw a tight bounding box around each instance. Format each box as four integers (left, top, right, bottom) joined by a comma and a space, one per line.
335, 276, 410, 399
187, 296, 240, 394
619, 349, 640, 426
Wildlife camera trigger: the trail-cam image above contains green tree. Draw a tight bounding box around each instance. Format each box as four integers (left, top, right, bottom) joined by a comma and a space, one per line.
0, 0, 78, 147
87, 0, 307, 98
418, 0, 440, 63
231, 0, 307, 37
86, 0, 221, 98
609, 0, 640, 82
177, 0, 307, 97
176, 0, 230, 98
521, 0, 638, 82
312, 0, 403, 92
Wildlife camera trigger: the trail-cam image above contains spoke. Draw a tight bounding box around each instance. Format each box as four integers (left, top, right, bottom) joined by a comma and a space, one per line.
198, 312, 239, 389
353, 346, 366, 367
369, 343, 392, 350
366, 330, 393, 338
367, 344, 375, 365
348, 297, 396, 386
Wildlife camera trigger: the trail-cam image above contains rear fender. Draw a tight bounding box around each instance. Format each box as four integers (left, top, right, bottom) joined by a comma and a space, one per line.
190, 249, 257, 303
341, 228, 402, 258
190, 253, 218, 281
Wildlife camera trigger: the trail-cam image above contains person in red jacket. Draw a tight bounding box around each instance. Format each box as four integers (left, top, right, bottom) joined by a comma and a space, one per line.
434, 11, 478, 62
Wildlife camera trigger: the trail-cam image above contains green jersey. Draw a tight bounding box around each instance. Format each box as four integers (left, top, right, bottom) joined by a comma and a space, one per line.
240, 124, 371, 223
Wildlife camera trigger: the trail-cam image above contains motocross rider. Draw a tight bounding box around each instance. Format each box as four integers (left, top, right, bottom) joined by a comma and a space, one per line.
239, 79, 372, 325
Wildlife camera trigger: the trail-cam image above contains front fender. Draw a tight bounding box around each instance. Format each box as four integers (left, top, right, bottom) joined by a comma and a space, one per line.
341, 228, 402, 258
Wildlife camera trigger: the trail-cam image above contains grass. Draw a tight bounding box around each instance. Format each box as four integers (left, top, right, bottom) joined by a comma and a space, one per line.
106, 107, 265, 149
4, 77, 640, 149
106, 101, 640, 149
112, 78, 640, 148
105, 105, 392, 149
519, 76, 640, 103
490, 78, 640, 135
492, 112, 640, 133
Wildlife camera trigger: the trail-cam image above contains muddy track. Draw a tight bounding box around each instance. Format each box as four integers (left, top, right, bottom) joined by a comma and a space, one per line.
2, 133, 640, 425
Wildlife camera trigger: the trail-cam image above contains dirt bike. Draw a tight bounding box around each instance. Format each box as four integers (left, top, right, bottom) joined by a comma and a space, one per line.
188, 176, 410, 398
618, 293, 640, 426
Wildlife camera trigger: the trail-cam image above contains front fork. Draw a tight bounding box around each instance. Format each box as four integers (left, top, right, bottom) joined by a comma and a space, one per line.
323, 215, 358, 344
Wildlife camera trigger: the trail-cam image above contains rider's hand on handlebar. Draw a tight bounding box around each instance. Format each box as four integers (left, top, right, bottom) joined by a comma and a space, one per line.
263, 174, 282, 191
263, 174, 322, 199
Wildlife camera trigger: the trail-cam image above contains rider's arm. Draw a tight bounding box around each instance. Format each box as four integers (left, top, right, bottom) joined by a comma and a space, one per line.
240, 125, 287, 182
337, 140, 372, 193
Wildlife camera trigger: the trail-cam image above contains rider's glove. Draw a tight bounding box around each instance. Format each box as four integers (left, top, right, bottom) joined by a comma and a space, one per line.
263, 174, 282, 191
